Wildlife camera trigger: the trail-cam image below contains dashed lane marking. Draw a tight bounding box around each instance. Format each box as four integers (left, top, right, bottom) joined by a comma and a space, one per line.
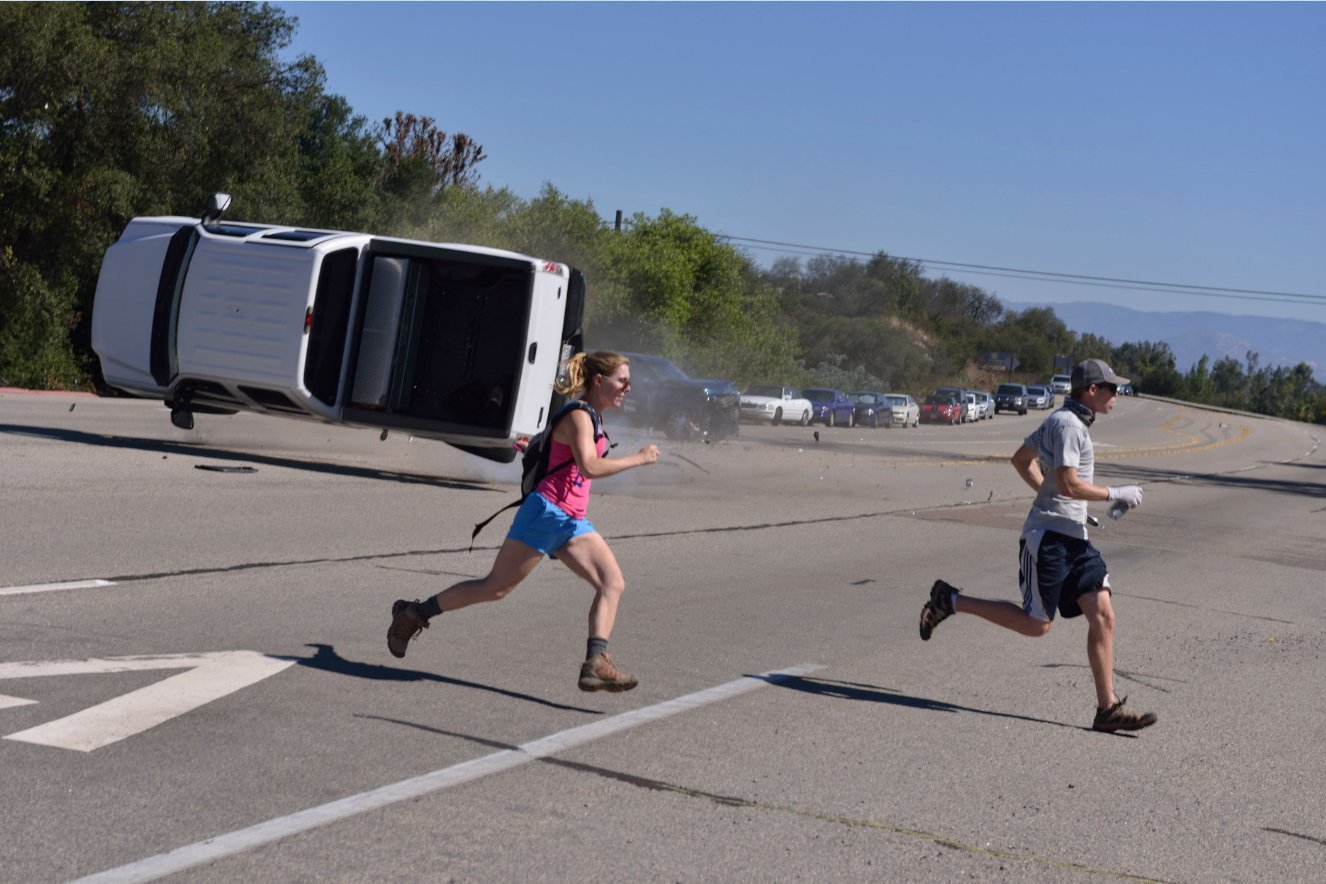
0, 579, 115, 596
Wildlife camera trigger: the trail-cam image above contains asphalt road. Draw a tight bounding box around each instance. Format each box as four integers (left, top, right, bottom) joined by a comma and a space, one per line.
2, 390, 1324, 883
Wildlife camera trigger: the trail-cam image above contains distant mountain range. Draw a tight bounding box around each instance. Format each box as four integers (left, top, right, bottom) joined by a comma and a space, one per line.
1001, 301, 1325, 380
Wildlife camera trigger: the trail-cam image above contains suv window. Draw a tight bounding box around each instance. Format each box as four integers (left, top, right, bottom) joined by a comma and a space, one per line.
627, 354, 688, 382
997, 384, 1024, 394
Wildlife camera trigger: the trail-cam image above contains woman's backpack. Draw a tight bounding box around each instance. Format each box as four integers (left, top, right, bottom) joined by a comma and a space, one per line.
469, 401, 606, 550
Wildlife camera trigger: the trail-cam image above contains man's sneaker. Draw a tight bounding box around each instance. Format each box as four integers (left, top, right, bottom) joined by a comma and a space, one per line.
919, 579, 959, 641
387, 599, 428, 659
578, 652, 638, 692
1093, 696, 1158, 732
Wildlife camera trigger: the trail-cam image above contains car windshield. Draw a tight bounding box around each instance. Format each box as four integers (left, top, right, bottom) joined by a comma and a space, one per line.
804, 389, 833, 400
745, 385, 783, 397
885, 395, 906, 406
648, 360, 689, 381
1028, 386, 1045, 394
853, 393, 880, 404
997, 384, 1023, 394
925, 395, 955, 405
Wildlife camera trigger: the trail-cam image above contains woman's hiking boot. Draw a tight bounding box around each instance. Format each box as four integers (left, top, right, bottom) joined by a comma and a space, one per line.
387, 599, 428, 659
578, 652, 638, 692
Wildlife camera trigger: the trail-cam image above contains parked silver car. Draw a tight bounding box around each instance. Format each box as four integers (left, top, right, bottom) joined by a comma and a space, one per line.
1026, 385, 1053, 410
971, 390, 995, 419
883, 393, 920, 428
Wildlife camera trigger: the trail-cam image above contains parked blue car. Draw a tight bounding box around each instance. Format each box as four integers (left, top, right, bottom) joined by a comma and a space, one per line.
804, 387, 857, 427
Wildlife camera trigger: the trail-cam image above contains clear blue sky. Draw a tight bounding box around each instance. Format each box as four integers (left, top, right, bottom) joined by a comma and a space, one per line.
276, 2, 1326, 322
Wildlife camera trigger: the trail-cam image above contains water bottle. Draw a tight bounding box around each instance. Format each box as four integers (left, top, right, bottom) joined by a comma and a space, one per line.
1107, 500, 1129, 521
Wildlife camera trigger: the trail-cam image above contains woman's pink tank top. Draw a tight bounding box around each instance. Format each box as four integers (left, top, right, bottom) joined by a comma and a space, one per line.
536, 431, 608, 519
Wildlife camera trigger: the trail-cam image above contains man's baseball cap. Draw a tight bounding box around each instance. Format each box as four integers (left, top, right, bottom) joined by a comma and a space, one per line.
1071, 358, 1129, 389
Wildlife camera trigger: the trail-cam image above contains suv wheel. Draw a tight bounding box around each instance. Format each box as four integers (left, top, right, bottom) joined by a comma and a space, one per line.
664, 410, 695, 440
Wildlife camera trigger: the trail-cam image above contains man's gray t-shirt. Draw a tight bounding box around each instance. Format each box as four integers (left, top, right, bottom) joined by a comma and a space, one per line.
1022, 406, 1093, 539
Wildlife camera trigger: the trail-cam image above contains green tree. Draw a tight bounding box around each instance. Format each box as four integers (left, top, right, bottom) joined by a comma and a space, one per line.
0, 2, 393, 388
986, 307, 1074, 380
1074, 333, 1113, 362
1209, 355, 1246, 408
1111, 341, 1181, 395
374, 111, 487, 227
598, 211, 750, 362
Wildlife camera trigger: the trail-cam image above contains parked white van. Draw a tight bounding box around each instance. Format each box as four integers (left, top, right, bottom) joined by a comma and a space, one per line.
92, 195, 585, 463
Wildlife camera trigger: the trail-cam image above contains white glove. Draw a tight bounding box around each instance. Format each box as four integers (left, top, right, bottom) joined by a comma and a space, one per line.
1107, 485, 1143, 508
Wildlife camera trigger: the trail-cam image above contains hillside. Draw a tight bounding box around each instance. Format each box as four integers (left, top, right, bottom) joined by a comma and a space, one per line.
1002, 301, 1325, 379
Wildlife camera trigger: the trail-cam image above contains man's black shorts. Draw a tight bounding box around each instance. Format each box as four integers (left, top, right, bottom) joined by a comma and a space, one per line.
1018, 529, 1109, 621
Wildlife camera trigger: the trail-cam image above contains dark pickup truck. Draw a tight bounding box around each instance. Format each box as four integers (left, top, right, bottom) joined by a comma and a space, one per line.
617, 352, 740, 440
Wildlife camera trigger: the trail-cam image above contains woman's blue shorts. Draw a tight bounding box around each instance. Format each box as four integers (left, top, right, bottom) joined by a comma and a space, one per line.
508, 493, 596, 557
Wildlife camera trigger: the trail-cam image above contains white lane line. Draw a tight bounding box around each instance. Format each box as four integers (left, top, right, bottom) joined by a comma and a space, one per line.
0, 579, 115, 597
71, 662, 823, 884
4, 652, 295, 752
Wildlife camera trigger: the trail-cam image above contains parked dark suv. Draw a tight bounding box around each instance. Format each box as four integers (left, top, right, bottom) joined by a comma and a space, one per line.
994, 383, 1029, 415
617, 352, 740, 440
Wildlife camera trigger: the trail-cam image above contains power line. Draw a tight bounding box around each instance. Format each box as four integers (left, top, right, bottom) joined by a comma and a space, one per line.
928, 267, 1326, 309
715, 233, 1326, 307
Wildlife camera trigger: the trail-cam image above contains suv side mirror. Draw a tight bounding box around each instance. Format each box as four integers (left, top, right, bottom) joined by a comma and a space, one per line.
202, 192, 232, 228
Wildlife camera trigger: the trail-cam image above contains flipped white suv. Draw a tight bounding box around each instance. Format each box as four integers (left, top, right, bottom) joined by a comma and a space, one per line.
92, 195, 585, 463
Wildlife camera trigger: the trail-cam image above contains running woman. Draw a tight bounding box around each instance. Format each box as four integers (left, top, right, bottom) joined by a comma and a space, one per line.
387, 351, 659, 691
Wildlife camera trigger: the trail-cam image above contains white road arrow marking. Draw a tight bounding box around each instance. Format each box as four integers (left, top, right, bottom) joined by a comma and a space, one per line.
1, 651, 294, 752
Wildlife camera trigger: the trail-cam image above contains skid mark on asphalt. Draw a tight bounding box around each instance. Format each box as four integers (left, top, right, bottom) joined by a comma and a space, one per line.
1263, 827, 1326, 849
1119, 591, 1298, 625
1040, 663, 1187, 695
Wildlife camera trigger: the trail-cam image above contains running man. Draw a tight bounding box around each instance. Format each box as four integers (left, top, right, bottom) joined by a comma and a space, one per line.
920, 358, 1157, 732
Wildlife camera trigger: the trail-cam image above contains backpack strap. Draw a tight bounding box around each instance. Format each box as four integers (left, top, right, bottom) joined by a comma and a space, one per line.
540, 401, 606, 485
469, 498, 522, 552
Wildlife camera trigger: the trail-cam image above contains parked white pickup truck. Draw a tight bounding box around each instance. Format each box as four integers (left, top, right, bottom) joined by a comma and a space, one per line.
92, 195, 585, 463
